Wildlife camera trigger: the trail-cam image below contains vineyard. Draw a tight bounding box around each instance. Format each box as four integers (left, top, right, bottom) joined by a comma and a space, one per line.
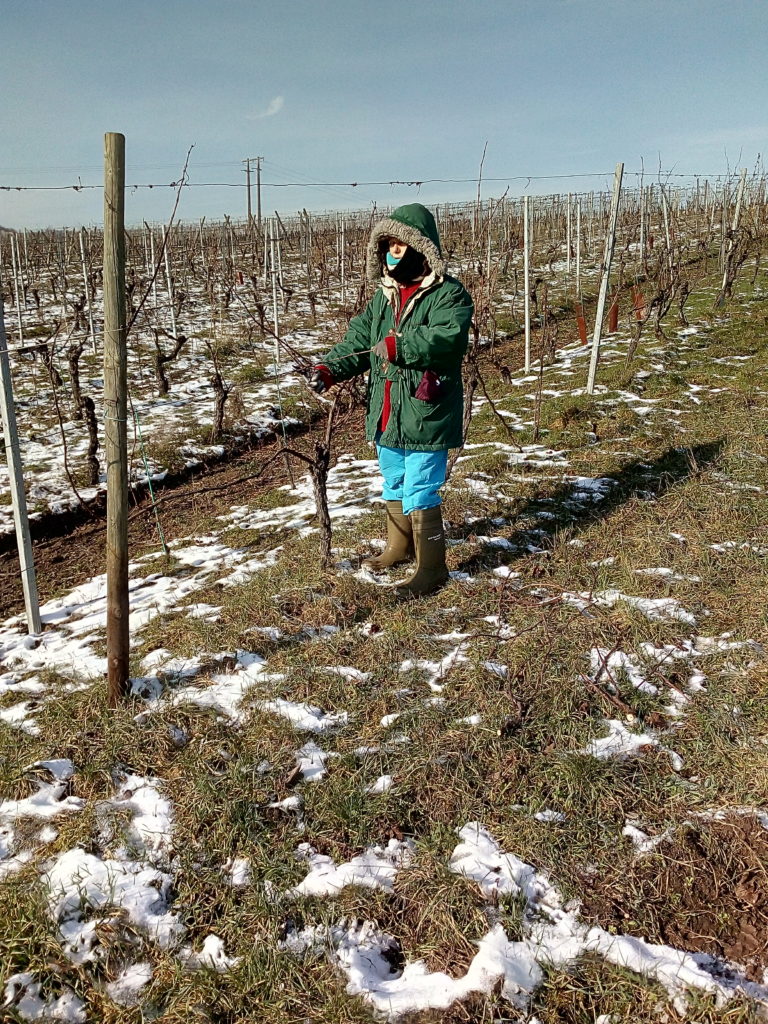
1, 169, 768, 1023
0, 174, 759, 538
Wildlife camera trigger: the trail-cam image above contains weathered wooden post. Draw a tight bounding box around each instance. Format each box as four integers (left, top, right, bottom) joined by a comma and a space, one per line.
0, 295, 41, 635
103, 132, 130, 705
587, 162, 624, 395
523, 195, 531, 373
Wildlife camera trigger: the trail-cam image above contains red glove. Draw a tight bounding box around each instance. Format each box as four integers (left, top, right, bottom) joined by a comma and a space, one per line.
307, 365, 334, 393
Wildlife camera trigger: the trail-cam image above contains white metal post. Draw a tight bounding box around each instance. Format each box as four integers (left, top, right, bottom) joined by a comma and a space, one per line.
566, 193, 572, 275
587, 162, 624, 395
639, 185, 645, 268
149, 229, 159, 311
340, 216, 346, 307
163, 224, 177, 337
0, 295, 41, 634
661, 186, 672, 273
79, 229, 97, 355
270, 218, 280, 364
199, 217, 207, 272
10, 235, 24, 346
576, 199, 581, 297
718, 168, 748, 301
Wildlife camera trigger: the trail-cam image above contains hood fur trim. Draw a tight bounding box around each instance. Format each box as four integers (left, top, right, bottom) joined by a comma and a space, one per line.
366, 216, 446, 284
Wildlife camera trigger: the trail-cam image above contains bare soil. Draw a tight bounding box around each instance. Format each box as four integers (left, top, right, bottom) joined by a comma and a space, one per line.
579, 814, 768, 981
0, 404, 367, 620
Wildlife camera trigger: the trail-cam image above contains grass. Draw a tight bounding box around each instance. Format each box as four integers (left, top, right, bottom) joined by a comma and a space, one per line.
2, 267, 768, 1022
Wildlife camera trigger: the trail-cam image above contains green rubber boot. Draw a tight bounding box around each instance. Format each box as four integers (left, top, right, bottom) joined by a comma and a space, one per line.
394, 506, 449, 599
362, 500, 414, 570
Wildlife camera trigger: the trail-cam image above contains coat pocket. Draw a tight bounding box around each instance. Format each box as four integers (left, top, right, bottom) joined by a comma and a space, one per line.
414, 370, 442, 402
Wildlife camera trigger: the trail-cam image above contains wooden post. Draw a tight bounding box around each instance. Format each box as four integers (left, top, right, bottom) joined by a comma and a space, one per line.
587, 162, 624, 395
0, 295, 41, 635
103, 132, 129, 705
523, 195, 531, 373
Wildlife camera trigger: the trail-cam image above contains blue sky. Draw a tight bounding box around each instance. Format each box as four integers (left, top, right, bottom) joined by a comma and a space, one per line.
1, 0, 766, 228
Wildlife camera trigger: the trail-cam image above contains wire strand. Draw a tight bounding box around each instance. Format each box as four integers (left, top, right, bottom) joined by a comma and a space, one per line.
0, 170, 748, 193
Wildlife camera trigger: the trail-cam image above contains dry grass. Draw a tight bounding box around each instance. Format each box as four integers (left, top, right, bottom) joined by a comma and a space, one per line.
2, 267, 768, 1022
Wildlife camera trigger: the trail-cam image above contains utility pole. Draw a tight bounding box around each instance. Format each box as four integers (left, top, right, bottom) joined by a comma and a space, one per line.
244, 159, 252, 223
103, 132, 129, 706
256, 155, 262, 230
243, 156, 263, 229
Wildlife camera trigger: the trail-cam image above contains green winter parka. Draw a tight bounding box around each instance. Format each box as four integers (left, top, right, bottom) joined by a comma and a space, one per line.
320, 204, 474, 451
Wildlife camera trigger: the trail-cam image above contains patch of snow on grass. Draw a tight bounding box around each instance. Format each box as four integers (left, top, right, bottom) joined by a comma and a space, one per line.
3, 972, 86, 1022
562, 589, 697, 625
180, 935, 241, 972
44, 849, 184, 964
449, 823, 767, 1014
287, 839, 414, 898
259, 699, 349, 733
583, 719, 683, 770
366, 775, 394, 795
105, 963, 153, 1007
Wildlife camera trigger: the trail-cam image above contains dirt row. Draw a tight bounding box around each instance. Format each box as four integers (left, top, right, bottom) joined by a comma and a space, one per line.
0, 403, 367, 621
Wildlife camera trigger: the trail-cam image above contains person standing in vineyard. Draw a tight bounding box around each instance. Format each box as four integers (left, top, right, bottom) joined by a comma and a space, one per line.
307, 203, 473, 598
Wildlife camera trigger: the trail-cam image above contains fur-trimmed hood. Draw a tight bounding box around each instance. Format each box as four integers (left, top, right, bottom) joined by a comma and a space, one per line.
365, 203, 446, 284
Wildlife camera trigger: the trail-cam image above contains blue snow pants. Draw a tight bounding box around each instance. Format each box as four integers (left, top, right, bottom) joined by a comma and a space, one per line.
376, 444, 449, 516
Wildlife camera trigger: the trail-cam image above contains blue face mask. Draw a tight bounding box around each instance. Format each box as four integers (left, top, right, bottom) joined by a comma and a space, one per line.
386, 252, 401, 269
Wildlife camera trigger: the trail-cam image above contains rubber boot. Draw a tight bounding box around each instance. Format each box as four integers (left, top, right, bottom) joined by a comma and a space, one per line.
362, 500, 414, 570
394, 506, 449, 599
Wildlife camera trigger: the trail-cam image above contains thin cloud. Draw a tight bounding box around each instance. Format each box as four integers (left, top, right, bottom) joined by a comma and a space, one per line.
247, 96, 284, 120
664, 125, 767, 151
